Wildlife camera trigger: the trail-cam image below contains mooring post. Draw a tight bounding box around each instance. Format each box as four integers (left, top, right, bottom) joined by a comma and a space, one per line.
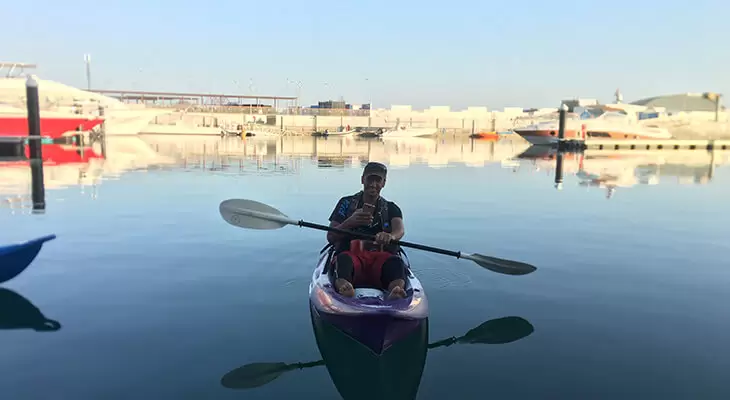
715, 95, 722, 122
26, 76, 46, 212
98, 106, 107, 158
471, 120, 476, 136
76, 125, 85, 157
554, 152, 564, 190
557, 104, 568, 150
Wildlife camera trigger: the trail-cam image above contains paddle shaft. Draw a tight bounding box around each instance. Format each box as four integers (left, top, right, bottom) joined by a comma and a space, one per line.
297, 220, 462, 259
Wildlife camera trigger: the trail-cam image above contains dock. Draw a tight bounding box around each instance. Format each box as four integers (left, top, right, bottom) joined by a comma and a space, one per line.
568, 139, 730, 151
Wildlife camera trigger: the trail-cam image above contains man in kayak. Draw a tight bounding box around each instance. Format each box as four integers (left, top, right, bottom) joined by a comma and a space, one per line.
326, 161, 407, 300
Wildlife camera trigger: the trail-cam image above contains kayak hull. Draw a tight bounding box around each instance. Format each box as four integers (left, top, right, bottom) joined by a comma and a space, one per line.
309, 245, 429, 355
0, 234, 56, 284
310, 301, 428, 399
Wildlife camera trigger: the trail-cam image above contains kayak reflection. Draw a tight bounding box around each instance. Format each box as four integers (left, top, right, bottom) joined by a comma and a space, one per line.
0, 288, 61, 332
220, 315, 533, 399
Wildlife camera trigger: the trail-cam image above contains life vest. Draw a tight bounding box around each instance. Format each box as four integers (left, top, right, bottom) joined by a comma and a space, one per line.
340, 191, 391, 234
337, 191, 397, 253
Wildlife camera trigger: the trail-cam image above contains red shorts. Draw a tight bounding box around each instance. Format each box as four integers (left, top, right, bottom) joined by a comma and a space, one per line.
336, 240, 393, 288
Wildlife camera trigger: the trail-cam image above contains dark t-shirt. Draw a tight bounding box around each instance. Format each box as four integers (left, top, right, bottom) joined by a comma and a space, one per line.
328, 195, 403, 252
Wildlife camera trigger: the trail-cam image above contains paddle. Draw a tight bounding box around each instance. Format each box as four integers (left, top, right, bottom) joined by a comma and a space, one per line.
219, 199, 536, 276
220, 316, 534, 390
427, 316, 534, 349
220, 360, 324, 389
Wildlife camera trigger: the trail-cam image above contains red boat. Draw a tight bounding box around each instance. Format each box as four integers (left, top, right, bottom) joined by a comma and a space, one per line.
0, 116, 104, 139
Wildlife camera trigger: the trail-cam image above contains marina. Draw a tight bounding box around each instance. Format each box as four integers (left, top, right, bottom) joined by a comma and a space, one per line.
4, 0, 730, 394
1, 61, 728, 144
2, 131, 728, 398
2, 53, 730, 399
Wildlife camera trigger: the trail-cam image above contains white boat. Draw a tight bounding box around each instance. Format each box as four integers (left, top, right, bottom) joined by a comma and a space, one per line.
315, 129, 355, 137
514, 110, 673, 145
379, 119, 437, 138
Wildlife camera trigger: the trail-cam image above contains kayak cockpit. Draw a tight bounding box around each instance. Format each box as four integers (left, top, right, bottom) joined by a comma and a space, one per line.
309, 244, 428, 319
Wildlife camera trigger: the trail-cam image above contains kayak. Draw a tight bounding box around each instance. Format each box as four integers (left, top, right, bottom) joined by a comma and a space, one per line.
310, 292, 428, 399
309, 244, 429, 355
0, 234, 56, 284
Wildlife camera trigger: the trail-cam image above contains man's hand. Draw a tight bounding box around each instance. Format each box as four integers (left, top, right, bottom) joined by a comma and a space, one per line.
343, 208, 373, 227
374, 232, 394, 245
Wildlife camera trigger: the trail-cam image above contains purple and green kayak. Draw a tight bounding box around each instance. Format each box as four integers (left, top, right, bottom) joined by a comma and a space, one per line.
309, 245, 429, 355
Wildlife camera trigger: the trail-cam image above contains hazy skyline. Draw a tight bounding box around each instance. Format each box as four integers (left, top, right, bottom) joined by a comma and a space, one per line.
5, 0, 729, 109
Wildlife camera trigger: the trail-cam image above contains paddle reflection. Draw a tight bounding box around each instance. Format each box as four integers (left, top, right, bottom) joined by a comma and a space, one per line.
0, 288, 61, 332
220, 315, 533, 399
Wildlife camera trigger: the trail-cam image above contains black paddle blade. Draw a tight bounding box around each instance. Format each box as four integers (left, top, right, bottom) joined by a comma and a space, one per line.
463, 253, 537, 276
459, 316, 534, 345
220, 362, 290, 389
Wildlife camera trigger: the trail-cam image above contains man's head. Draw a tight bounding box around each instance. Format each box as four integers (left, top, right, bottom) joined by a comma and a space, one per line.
361, 161, 387, 197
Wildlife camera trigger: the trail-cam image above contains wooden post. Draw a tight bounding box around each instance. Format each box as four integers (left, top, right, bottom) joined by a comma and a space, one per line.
554, 152, 564, 190
99, 106, 107, 158
77, 126, 84, 158
557, 104, 568, 150
715, 95, 722, 122
26, 76, 45, 212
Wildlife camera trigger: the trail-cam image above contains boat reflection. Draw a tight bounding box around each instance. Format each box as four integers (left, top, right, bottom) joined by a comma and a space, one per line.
0, 136, 177, 212
516, 145, 730, 198
220, 315, 533, 399
0, 288, 61, 332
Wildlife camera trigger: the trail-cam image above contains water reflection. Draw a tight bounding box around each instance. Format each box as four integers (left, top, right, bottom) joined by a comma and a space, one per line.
0, 288, 61, 332
140, 135, 531, 171
220, 315, 533, 399
516, 145, 730, 198
0, 137, 177, 212
4, 133, 727, 208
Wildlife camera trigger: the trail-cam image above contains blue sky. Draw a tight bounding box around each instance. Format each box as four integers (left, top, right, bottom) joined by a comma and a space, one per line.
5, 0, 729, 109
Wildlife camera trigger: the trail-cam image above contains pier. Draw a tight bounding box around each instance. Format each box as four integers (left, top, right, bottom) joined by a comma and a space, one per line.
584, 139, 729, 151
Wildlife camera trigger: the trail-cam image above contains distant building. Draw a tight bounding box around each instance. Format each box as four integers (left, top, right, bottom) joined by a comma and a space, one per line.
318, 100, 347, 109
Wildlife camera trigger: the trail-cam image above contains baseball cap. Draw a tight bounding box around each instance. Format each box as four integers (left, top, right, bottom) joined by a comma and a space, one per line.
362, 161, 387, 177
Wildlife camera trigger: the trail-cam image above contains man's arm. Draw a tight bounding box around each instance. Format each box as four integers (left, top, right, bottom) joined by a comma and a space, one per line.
327, 198, 351, 244
388, 203, 405, 240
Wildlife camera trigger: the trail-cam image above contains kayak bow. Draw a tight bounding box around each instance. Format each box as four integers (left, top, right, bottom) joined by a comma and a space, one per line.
0, 234, 56, 284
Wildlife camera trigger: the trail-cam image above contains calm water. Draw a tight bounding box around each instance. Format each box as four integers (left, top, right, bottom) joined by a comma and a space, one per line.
2, 135, 729, 399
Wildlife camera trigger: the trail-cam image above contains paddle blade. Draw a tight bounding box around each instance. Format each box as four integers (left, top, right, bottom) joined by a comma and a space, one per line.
459, 316, 534, 345
220, 362, 290, 389
461, 253, 536, 276
219, 199, 295, 230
